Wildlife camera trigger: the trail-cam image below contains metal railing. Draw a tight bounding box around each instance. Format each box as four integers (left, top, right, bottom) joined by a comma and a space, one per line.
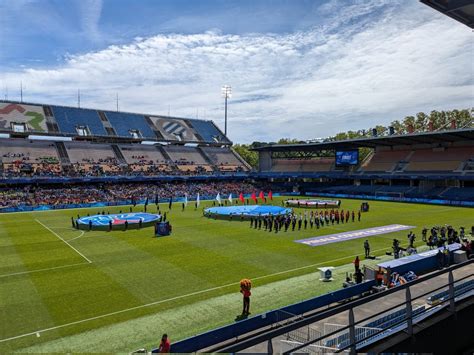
215, 259, 474, 353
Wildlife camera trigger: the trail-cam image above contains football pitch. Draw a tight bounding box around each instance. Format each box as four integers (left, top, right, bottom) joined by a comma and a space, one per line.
0, 197, 472, 352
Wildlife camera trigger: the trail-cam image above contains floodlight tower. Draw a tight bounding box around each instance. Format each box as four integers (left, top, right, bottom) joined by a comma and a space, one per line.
221, 85, 232, 136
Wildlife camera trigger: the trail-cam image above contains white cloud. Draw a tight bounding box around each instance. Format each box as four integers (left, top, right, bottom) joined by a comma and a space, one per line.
1, 0, 472, 143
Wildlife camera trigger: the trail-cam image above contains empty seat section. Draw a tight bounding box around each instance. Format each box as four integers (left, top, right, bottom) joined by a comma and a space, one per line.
52, 106, 107, 136
270, 158, 333, 172
188, 119, 230, 143
406, 147, 474, 172
104, 111, 156, 139
362, 150, 410, 172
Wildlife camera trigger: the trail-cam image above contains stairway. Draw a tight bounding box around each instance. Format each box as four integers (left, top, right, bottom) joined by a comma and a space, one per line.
55, 142, 71, 165
155, 145, 178, 171
111, 144, 127, 165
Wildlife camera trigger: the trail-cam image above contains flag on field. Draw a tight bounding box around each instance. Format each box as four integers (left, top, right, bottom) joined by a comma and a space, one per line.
239, 193, 245, 204
184, 194, 188, 206
196, 193, 200, 207
168, 197, 173, 210
251, 192, 257, 203
216, 193, 222, 205
228, 193, 233, 204
268, 190, 273, 200
259, 191, 265, 201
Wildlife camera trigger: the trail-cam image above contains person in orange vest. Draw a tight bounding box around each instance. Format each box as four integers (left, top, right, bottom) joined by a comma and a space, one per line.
240, 279, 252, 316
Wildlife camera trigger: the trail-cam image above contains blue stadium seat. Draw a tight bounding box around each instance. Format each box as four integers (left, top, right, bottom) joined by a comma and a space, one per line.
188, 119, 230, 143
52, 106, 107, 136
103, 111, 156, 138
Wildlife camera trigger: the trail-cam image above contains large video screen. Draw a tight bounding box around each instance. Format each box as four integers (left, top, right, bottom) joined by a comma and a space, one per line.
335, 150, 359, 166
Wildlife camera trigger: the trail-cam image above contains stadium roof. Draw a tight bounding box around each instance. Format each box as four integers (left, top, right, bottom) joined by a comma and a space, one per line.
253, 128, 474, 152
420, 0, 474, 28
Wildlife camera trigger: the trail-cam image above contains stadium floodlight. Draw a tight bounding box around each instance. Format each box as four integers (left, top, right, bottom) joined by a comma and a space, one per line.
221, 85, 232, 136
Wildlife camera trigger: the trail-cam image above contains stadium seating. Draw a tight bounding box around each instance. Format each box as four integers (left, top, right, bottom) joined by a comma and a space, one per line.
103, 111, 157, 139
64, 142, 121, 175
405, 147, 474, 172
426, 279, 474, 305
361, 150, 411, 172
201, 146, 248, 172
0, 102, 49, 133
118, 144, 172, 174
187, 119, 229, 143
270, 158, 333, 173
52, 106, 108, 136
325, 306, 426, 349
163, 145, 214, 173
0, 139, 61, 177
440, 187, 474, 200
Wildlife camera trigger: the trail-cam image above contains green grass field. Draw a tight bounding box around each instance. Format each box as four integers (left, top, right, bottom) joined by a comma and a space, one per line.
0, 197, 472, 352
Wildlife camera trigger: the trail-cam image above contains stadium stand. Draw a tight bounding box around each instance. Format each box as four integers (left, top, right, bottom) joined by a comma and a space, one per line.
163, 145, 214, 173
0, 139, 61, 177
117, 144, 173, 174
324, 306, 426, 349
271, 158, 334, 172
360, 150, 411, 172
0, 102, 49, 133
201, 146, 250, 172
187, 118, 230, 143
64, 142, 121, 175
51, 106, 108, 136
427, 279, 474, 305
102, 111, 157, 139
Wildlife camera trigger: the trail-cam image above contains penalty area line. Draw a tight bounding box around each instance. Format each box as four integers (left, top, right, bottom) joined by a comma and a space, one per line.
35, 219, 92, 264
0, 246, 392, 344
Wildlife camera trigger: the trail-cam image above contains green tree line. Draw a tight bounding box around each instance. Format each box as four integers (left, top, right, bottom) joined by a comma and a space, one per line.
233, 108, 473, 168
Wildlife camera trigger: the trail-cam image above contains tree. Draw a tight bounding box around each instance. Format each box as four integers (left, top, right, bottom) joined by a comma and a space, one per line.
403, 116, 415, 133
233, 144, 258, 168
415, 112, 428, 131
390, 120, 405, 134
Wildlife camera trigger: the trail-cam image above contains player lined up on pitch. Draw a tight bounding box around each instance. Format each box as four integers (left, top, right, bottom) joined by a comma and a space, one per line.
249, 208, 362, 233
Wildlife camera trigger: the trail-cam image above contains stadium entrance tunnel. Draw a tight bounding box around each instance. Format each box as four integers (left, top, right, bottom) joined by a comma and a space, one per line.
76, 213, 161, 231
204, 205, 292, 220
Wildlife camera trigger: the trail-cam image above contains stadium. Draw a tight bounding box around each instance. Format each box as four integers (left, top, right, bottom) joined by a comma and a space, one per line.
0, 0, 473, 354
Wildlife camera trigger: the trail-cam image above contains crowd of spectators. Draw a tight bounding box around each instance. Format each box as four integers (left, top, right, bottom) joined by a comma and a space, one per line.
0, 181, 259, 208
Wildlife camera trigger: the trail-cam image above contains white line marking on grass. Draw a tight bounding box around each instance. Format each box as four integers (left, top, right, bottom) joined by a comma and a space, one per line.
35, 219, 92, 264
67, 231, 85, 242
0, 246, 392, 344
0, 262, 90, 279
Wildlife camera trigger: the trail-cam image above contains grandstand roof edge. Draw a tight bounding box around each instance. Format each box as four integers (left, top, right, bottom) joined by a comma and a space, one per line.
252, 128, 474, 152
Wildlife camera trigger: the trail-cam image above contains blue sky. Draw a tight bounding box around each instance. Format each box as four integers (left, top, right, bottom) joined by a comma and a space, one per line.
0, 0, 472, 143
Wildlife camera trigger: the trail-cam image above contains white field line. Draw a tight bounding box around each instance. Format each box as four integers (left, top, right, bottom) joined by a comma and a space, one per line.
0, 262, 90, 279
35, 219, 92, 264
0, 246, 392, 344
67, 231, 85, 242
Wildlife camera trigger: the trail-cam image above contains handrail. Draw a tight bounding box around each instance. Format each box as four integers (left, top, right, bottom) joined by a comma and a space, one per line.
286, 266, 474, 354
216, 259, 474, 353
